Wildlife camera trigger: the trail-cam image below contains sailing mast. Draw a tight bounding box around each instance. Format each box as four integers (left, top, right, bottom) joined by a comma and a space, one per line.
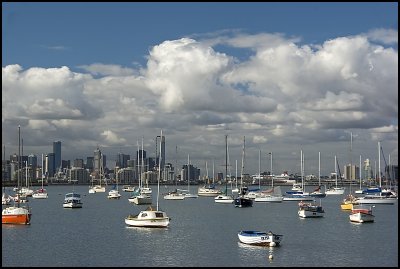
156, 130, 163, 211
17, 125, 21, 208
240, 136, 245, 189
225, 135, 228, 194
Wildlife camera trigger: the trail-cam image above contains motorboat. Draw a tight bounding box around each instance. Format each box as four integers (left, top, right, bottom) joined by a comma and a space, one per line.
349, 205, 374, 223
340, 194, 359, 210
214, 194, 234, 204
63, 192, 82, 208
122, 185, 135, 192
2, 206, 32, 225
238, 230, 282, 247
197, 185, 222, 197
298, 201, 325, 218
164, 190, 185, 200
107, 189, 121, 199
32, 188, 48, 199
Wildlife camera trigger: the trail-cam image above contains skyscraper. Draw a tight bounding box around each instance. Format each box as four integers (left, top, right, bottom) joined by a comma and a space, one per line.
53, 141, 61, 171
161, 136, 165, 170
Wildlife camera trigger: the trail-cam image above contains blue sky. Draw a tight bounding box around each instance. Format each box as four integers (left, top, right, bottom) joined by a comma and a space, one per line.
2, 2, 398, 178
3, 2, 397, 69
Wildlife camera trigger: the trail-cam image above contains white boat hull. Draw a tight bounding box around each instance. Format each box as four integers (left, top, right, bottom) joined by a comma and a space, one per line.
125, 209, 170, 228
325, 188, 345, 195
283, 195, 314, 201
255, 196, 283, 202
164, 193, 185, 200
129, 195, 152, 205
356, 197, 396, 205
32, 192, 48, 199
238, 231, 282, 246
349, 212, 374, 223
214, 195, 234, 203
198, 187, 222, 197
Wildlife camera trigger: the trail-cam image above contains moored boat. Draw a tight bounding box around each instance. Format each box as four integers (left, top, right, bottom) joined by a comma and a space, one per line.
349, 205, 374, 223
238, 230, 282, 247
2, 206, 32, 225
125, 206, 170, 228
63, 192, 82, 208
298, 200, 324, 218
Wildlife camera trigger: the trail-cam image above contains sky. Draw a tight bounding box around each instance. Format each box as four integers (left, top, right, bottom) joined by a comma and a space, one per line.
2, 2, 398, 178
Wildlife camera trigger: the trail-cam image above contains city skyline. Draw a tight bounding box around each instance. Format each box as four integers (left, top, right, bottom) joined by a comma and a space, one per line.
2, 2, 398, 177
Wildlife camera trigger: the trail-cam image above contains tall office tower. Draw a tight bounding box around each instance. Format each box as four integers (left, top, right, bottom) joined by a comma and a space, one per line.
86, 157, 94, 171
27, 154, 37, 168
117, 153, 130, 168
94, 147, 102, 173
53, 141, 61, 171
46, 153, 55, 177
161, 135, 165, 170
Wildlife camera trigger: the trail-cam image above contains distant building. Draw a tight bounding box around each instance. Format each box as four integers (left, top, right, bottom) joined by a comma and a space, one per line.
53, 141, 61, 171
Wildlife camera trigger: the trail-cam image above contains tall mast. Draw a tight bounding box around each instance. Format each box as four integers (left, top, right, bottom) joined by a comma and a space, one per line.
258, 149, 261, 189
334, 155, 338, 187
157, 130, 163, 211
378, 141, 381, 187
318, 152, 321, 187
240, 136, 245, 186
18, 125, 21, 207
225, 135, 228, 194
141, 136, 144, 188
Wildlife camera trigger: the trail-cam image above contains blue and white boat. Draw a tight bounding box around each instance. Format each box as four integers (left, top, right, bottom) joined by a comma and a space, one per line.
238, 230, 283, 246
63, 192, 82, 208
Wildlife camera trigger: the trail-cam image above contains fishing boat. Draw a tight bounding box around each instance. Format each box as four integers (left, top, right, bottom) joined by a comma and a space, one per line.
63, 192, 82, 208
2, 126, 32, 225
125, 130, 170, 228
238, 230, 283, 247
298, 200, 325, 218
349, 205, 374, 223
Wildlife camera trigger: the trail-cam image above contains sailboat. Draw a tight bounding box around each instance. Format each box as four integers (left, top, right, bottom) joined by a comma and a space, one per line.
183, 154, 198, 198
89, 149, 106, 193
310, 152, 326, 198
234, 136, 253, 207
128, 138, 152, 205
32, 154, 48, 199
254, 151, 283, 203
198, 160, 222, 197
2, 125, 32, 224
215, 135, 235, 204
356, 141, 396, 205
325, 155, 345, 195
107, 171, 121, 199
283, 150, 313, 201
125, 129, 170, 228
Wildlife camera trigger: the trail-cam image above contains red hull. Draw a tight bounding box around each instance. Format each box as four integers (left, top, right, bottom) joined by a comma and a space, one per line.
2, 213, 31, 225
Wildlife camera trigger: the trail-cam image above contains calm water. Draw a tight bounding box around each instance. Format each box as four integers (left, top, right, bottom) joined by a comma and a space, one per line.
2, 185, 398, 267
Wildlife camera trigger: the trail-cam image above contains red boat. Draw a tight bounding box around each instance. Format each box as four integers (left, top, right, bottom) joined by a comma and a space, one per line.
2, 206, 32, 225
